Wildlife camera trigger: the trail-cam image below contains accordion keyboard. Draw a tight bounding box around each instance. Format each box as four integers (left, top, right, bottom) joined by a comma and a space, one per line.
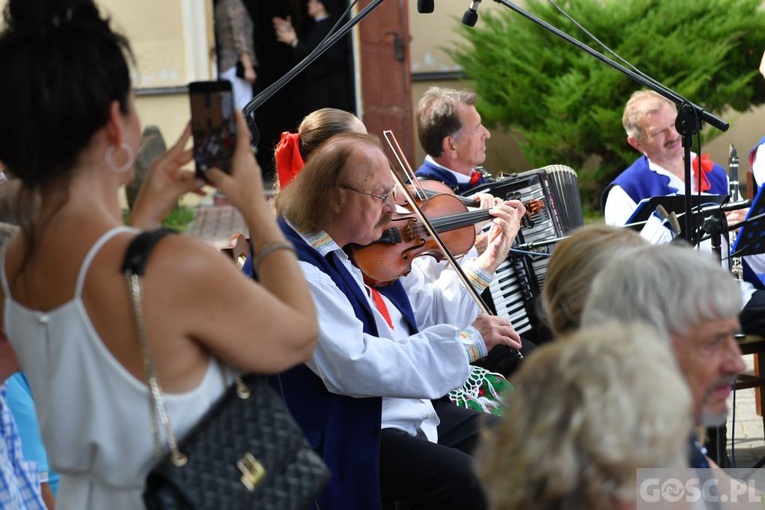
487, 257, 535, 335
471, 165, 583, 340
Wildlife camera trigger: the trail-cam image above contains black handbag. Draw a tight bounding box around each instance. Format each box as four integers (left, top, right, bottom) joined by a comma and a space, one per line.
122, 229, 330, 510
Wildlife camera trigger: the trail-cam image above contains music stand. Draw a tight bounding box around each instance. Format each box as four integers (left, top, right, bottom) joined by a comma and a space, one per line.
732, 185, 765, 258
626, 194, 728, 244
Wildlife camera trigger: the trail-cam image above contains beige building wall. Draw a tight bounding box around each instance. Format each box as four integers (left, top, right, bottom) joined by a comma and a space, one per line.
100, 0, 213, 143
99, 0, 216, 205
407, 1, 529, 174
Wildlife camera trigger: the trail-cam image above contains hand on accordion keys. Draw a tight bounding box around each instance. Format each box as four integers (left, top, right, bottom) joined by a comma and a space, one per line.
475, 199, 526, 274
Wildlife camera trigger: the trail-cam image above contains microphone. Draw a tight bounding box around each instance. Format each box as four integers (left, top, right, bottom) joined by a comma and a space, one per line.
417, 0, 434, 13
462, 0, 481, 27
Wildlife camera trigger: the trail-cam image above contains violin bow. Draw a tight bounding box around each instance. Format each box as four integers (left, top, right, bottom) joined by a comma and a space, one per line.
394, 138, 431, 202
383, 130, 492, 315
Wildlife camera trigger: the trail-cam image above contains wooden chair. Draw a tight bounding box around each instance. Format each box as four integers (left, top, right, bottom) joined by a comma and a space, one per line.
735, 334, 765, 467
220, 233, 250, 269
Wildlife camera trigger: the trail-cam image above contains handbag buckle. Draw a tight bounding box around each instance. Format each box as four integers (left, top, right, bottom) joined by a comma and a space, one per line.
237, 452, 266, 491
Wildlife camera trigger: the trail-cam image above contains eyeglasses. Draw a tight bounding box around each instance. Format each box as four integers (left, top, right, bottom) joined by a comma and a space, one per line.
340, 184, 397, 203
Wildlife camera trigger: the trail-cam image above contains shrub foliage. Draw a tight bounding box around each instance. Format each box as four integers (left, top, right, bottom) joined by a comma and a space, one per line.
450, 0, 765, 211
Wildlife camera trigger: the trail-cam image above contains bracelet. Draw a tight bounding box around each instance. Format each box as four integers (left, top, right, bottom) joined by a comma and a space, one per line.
252, 241, 296, 268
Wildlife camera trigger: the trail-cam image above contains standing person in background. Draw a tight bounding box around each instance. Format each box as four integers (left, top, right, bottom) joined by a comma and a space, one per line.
0, 1, 318, 508
214, 0, 257, 112
272, 0, 355, 115
415, 87, 493, 194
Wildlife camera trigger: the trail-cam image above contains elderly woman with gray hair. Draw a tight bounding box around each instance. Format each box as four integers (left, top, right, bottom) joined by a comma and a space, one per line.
477, 322, 693, 510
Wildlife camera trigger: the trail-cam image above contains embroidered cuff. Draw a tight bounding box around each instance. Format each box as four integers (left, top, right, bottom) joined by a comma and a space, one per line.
462, 260, 492, 293
460, 326, 488, 362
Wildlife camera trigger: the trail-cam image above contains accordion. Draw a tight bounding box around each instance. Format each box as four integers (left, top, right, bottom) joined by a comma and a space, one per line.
467, 164, 584, 343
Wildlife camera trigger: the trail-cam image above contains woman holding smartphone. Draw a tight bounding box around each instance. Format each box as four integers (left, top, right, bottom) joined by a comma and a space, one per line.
0, 1, 318, 508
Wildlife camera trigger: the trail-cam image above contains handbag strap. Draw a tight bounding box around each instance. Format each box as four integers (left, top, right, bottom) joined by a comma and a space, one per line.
122, 229, 189, 467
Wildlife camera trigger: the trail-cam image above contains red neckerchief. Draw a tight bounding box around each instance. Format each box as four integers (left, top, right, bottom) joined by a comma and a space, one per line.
469, 170, 482, 187
275, 131, 305, 188
690, 153, 714, 192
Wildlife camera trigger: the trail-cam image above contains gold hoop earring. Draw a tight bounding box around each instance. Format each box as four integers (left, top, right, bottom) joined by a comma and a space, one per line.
104, 142, 135, 173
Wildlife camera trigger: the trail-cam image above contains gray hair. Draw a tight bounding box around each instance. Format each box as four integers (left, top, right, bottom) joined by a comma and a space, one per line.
622, 90, 676, 139
477, 322, 692, 510
581, 244, 741, 338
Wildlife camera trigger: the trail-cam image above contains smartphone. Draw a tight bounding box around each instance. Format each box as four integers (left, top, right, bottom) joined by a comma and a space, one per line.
189, 80, 237, 179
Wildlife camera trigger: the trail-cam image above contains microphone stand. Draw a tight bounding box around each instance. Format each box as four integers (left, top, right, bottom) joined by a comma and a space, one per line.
488, 0, 729, 242
241, 0, 385, 145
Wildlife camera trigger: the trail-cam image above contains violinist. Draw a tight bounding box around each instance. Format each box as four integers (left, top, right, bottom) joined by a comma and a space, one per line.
261, 107, 518, 416
272, 133, 524, 510
415, 87, 494, 193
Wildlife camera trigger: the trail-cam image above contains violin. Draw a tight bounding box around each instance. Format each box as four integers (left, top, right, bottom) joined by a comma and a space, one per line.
381, 130, 524, 359
350, 192, 543, 286
402, 183, 542, 229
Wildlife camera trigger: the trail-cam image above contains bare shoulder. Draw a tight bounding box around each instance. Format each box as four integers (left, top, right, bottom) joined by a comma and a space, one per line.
144, 234, 240, 282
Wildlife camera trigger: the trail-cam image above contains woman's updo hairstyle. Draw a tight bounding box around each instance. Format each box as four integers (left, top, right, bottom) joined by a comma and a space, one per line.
0, 0, 134, 188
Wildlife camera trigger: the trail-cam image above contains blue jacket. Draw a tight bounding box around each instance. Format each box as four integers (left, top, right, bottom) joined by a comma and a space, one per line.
415, 159, 488, 193
601, 155, 728, 213
270, 218, 418, 510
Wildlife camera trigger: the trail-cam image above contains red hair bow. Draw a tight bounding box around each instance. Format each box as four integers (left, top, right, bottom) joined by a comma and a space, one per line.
275, 131, 305, 188
691, 153, 714, 192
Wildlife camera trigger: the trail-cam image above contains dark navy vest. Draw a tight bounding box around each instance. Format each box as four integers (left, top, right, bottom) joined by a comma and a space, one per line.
267, 218, 418, 510
415, 159, 487, 193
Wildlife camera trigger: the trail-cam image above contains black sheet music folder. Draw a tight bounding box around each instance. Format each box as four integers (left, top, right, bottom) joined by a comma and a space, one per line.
625, 194, 728, 245
626, 195, 729, 225
732, 185, 765, 257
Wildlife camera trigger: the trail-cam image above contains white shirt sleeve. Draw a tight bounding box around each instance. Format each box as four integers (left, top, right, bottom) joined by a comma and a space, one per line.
604, 185, 638, 226
753, 145, 765, 189
403, 254, 486, 330
639, 212, 675, 244
299, 261, 473, 400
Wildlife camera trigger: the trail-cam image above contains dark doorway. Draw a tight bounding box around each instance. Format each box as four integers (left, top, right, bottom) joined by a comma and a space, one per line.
241, 0, 356, 185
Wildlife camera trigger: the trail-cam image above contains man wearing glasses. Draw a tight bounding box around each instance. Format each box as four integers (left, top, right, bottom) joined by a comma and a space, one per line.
271, 133, 524, 510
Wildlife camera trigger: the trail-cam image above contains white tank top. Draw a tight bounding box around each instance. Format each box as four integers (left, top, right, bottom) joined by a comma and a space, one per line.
1, 226, 228, 509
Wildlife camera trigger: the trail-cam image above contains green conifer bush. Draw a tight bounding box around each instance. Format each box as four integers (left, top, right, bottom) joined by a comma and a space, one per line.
450, 0, 765, 212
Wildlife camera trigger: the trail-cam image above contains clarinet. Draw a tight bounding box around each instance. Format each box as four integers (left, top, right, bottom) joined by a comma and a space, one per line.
729, 144, 744, 282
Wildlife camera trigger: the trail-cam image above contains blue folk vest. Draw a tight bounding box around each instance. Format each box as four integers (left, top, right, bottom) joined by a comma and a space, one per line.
269, 218, 418, 510
601, 155, 728, 213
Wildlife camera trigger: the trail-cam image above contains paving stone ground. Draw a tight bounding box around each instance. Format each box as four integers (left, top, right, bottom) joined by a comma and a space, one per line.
728, 356, 765, 470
